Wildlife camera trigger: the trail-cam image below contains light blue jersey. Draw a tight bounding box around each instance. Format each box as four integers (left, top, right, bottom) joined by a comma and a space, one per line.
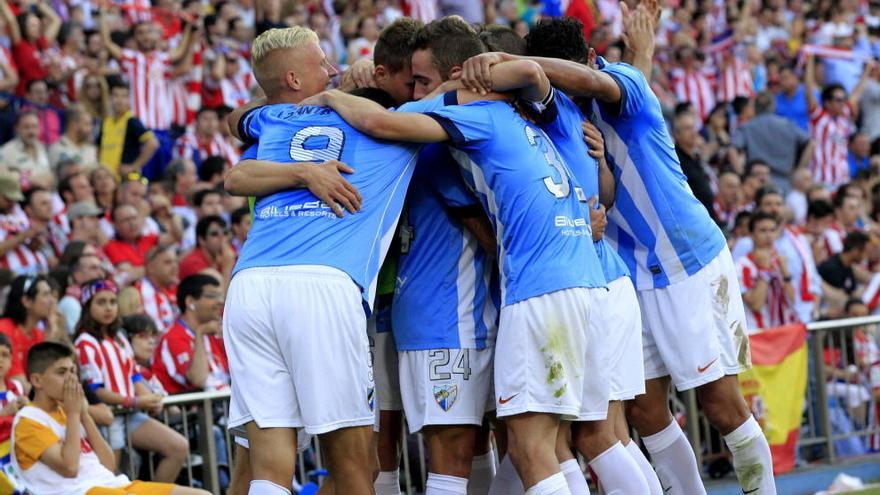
593, 61, 726, 290
421, 94, 606, 307
538, 88, 629, 284
233, 104, 420, 313
390, 95, 498, 350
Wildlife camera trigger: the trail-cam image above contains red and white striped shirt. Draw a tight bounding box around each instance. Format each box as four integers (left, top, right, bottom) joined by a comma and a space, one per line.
119, 48, 173, 131
737, 252, 797, 331
153, 319, 229, 394
809, 104, 853, 189
219, 72, 254, 110
118, 0, 153, 24
0, 205, 47, 276
670, 66, 716, 123
716, 58, 754, 103
75, 332, 141, 398
403, 0, 437, 22
136, 277, 177, 332
822, 223, 848, 259
174, 131, 240, 168
169, 49, 203, 127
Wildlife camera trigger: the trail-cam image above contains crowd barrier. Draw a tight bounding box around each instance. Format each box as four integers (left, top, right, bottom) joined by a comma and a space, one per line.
118, 317, 880, 494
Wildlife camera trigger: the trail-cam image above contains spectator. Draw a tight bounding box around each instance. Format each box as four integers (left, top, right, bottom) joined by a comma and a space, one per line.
204, 50, 256, 111
786, 168, 813, 226
179, 215, 235, 282
76, 73, 110, 137
804, 199, 836, 263
701, 103, 734, 166
673, 111, 716, 220
102, 204, 159, 281
122, 314, 165, 393
0, 275, 59, 388
804, 54, 874, 189
819, 231, 871, 312
73, 277, 190, 482
0, 174, 46, 275
858, 62, 880, 143
775, 61, 818, 132
825, 191, 863, 257
22, 186, 60, 264
849, 132, 872, 179
737, 211, 797, 332
1, 0, 61, 96
90, 165, 117, 214
67, 201, 106, 249
181, 187, 224, 250
229, 206, 250, 253
348, 16, 380, 63
136, 244, 178, 332
164, 158, 198, 208
47, 104, 98, 172
0, 111, 49, 174
197, 155, 226, 187
0, 331, 26, 426
173, 107, 239, 169
153, 274, 227, 394
57, 249, 104, 336
99, 11, 197, 180
97, 78, 159, 179
713, 169, 743, 231
14, 341, 208, 495
731, 91, 812, 191
20, 79, 63, 146
669, 46, 716, 123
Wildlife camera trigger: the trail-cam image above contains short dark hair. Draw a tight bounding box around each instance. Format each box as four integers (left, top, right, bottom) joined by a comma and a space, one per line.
26, 341, 75, 378
833, 182, 862, 208
0, 333, 12, 354
755, 185, 783, 207
525, 17, 587, 63
374, 17, 422, 73
107, 76, 129, 92
193, 188, 222, 208
821, 83, 846, 105
231, 206, 250, 226
23, 186, 49, 207
177, 274, 221, 313
745, 159, 770, 177
122, 313, 159, 340
843, 231, 870, 253
198, 156, 226, 183
196, 106, 218, 119
349, 87, 397, 109
732, 96, 752, 116
411, 16, 485, 79
58, 172, 86, 201
15, 109, 38, 127
196, 215, 226, 242
748, 210, 779, 232
734, 210, 753, 229
3, 275, 51, 325
807, 199, 834, 219
479, 24, 527, 55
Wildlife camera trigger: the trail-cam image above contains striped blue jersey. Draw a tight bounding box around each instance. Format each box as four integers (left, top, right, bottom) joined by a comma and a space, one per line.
538, 88, 629, 284
421, 95, 606, 306
593, 61, 726, 290
233, 104, 420, 313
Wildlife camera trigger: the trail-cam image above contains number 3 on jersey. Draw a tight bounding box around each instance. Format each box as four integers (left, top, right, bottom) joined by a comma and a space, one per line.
289, 126, 345, 162
525, 125, 586, 202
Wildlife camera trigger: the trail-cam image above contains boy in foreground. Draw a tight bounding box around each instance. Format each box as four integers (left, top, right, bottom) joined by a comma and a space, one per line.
11, 342, 209, 495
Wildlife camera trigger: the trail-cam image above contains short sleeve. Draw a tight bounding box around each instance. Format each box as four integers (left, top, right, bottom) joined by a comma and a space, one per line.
128, 118, 149, 141
13, 416, 60, 470
539, 88, 583, 142
239, 144, 258, 161
429, 154, 478, 209
238, 106, 268, 144
425, 102, 495, 146
600, 63, 648, 118
396, 93, 448, 113
76, 341, 105, 391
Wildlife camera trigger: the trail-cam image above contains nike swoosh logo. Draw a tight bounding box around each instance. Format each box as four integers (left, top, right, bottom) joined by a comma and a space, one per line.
697, 357, 719, 373
743, 488, 759, 494
499, 394, 519, 405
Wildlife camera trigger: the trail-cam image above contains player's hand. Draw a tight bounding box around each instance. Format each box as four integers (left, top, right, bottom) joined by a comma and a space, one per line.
582, 121, 605, 159
349, 58, 376, 89
587, 47, 598, 70
299, 90, 332, 107
303, 160, 362, 218
588, 197, 607, 241
622, 3, 655, 56
460, 52, 508, 95
640, 0, 661, 27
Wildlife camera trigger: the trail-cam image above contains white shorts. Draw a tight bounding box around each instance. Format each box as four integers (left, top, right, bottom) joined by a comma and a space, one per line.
495, 287, 610, 421
368, 320, 402, 412
399, 347, 495, 433
228, 424, 312, 452
638, 249, 752, 391
224, 265, 375, 435
593, 276, 646, 401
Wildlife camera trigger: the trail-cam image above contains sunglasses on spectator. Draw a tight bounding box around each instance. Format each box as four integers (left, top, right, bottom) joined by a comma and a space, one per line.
207, 229, 229, 237
124, 172, 149, 186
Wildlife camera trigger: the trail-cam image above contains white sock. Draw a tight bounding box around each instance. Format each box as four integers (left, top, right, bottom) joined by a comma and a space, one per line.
723, 416, 776, 495
642, 420, 706, 495
624, 440, 664, 495
525, 472, 572, 495
426, 473, 469, 495
249, 480, 291, 495
588, 442, 649, 494
469, 451, 497, 494
559, 459, 590, 495
375, 469, 402, 495
488, 455, 525, 495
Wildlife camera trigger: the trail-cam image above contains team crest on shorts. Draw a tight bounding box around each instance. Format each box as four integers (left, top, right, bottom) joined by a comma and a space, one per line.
433, 385, 458, 412
367, 387, 375, 412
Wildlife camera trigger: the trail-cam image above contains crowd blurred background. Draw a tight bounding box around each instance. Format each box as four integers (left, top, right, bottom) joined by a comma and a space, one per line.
0, 0, 878, 485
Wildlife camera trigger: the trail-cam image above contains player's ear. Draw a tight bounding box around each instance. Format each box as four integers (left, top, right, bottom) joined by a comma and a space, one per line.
373, 65, 387, 83
287, 70, 300, 91
448, 66, 463, 80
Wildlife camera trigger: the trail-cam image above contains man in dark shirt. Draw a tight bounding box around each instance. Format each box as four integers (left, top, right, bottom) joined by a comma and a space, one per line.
673, 111, 717, 222
818, 231, 869, 296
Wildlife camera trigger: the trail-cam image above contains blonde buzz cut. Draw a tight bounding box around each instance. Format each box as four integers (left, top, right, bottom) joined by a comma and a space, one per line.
251, 27, 320, 66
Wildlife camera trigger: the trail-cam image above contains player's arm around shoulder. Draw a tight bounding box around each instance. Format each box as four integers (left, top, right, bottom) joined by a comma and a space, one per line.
306, 89, 450, 143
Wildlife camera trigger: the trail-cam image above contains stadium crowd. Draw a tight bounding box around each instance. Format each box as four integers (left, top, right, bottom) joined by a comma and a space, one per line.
0, 0, 877, 492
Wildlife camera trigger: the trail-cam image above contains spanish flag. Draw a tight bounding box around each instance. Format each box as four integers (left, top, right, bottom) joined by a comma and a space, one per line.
738, 324, 808, 474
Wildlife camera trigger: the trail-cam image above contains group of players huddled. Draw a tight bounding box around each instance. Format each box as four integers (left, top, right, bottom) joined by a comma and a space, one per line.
217, 4, 777, 495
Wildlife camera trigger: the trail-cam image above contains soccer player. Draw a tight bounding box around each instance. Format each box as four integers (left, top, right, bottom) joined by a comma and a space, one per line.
222, 27, 420, 495
308, 28, 609, 495
463, 15, 776, 495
